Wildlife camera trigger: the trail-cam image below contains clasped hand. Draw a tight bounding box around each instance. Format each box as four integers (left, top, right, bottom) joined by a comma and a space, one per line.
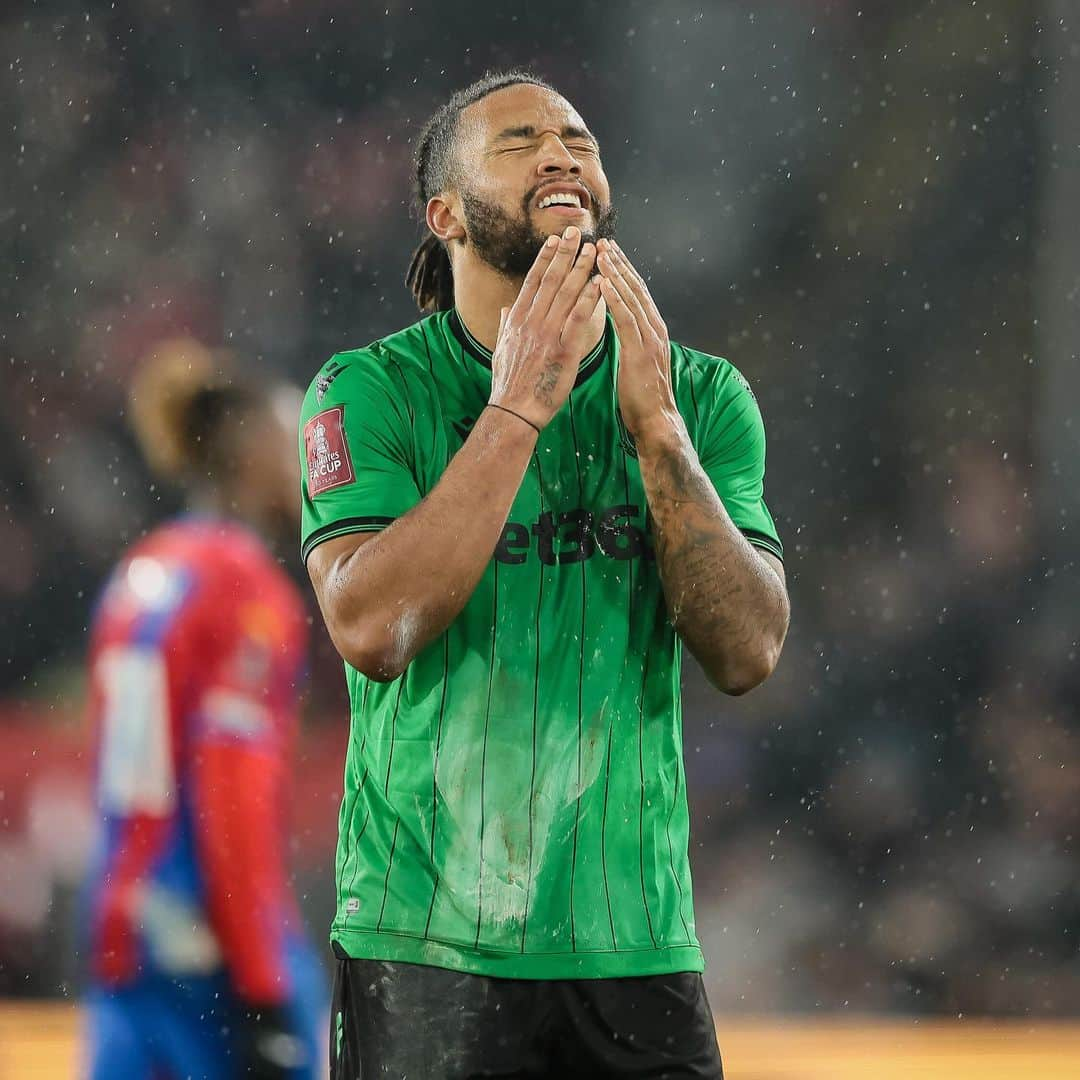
489, 228, 681, 443
596, 239, 682, 443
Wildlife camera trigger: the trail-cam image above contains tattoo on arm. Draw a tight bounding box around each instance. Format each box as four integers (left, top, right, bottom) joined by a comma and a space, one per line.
643, 438, 788, 686
534, 361, 561, 406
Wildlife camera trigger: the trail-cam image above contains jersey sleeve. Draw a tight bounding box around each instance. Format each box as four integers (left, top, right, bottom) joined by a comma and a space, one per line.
694, 359, 783, 561
187, 595, 298, 1005
300, 346, 422, 563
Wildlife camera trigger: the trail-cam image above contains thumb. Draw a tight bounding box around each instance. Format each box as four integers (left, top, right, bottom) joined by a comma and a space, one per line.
497, 306, 510, 338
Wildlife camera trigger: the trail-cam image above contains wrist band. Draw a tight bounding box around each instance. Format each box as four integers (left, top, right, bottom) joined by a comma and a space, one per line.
486, 403, 541, 436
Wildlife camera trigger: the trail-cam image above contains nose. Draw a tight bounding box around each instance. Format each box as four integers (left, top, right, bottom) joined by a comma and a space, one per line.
536, 134, 581, 177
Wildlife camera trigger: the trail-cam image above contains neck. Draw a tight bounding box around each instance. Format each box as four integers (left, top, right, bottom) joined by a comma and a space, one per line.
450, 247, 606, 354
189, 486, 260, 535
189, 486, 294, 561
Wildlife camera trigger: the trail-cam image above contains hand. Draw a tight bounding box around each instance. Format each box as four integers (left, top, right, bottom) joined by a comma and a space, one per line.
235, 1002, 309, 1079
597, 240, 683, 442
489, 225, 604, 431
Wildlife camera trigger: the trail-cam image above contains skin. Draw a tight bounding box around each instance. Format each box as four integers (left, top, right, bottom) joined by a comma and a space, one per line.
429, 83, 611, 358
597, 241, 789, 692
307, 228, 597, 680
196, 399, 303, 552
307, 83, 789, 692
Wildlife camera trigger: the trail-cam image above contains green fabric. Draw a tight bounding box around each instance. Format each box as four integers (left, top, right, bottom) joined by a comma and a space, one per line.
299, 309, 781, 980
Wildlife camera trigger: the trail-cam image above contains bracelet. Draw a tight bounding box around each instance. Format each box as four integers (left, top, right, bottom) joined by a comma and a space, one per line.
485, 403, 541, 436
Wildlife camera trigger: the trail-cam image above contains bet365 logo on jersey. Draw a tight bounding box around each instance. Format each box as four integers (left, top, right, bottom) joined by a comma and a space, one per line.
495, 504, 653, 565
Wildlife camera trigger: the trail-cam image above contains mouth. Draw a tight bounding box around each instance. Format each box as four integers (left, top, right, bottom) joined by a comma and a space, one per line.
533, 183, 592, 218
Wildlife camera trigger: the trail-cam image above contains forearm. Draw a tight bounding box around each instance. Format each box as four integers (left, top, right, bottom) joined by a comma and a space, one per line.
314, 406, 536, 679
190, 744, 290, 1003
637, 418, 789, 694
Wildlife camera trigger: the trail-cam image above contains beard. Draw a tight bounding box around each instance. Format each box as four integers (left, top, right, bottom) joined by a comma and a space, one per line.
460, 185, 618, 279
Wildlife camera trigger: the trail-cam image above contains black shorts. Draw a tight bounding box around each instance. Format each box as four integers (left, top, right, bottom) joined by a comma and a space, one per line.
329, 949, 723, 1079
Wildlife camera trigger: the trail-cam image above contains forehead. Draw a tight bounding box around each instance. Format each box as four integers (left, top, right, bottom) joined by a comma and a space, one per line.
462, 83, 591, 143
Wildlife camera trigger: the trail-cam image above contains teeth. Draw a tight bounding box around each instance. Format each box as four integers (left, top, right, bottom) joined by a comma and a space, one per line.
539, 192, 582, 209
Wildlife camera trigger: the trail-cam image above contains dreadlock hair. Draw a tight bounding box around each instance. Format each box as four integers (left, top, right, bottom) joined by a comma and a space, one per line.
406, 69, 557, 314
129, 338, 264, 487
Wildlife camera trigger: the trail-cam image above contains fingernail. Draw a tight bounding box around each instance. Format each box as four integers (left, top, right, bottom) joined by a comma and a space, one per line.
563, 226, 578, 240
545, 235, 558, 248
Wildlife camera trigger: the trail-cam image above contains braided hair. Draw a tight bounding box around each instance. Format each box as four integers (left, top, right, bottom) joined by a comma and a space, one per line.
406, 70, 556, 314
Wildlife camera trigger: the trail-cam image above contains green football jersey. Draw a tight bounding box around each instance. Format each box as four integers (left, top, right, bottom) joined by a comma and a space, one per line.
299, 309, 781, 980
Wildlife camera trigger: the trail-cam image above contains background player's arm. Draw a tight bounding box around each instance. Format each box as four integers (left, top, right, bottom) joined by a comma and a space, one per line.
190, 716, 313, 1077
308, 230, 603, 681
187, 607, 297, 1006
598, 240, 790, 695
189, 730, 292, 1003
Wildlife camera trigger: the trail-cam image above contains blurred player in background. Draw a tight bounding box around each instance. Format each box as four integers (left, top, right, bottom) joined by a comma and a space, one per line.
83, 341, 325, 1079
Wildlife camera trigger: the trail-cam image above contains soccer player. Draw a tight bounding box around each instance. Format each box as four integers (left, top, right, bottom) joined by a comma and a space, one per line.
302, 72, 790, 1077
84, 341, 325, 1080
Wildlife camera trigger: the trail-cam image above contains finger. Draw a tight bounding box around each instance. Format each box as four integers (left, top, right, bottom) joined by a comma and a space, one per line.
497, 306, 510, 339
598, 274, 642, 347
532, 227, 583, 315
598, 252, 648, 341
605, 244, 665, 340
514, 234, 561, 311
614, 244, 667, 340
562, 275, 603, 342
600, 241, 664, 339
547, 241, 597, 326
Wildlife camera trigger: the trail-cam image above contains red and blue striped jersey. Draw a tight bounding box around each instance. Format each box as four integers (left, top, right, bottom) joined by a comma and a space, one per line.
86, 517, 308, 1004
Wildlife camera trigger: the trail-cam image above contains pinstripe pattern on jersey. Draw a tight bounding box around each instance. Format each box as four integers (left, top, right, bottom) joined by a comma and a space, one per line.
422, 631, 450, 940
340, 677, 372, 930
519, 449, 546, 951
304, 310, 781, 979
473, 555, 499, 947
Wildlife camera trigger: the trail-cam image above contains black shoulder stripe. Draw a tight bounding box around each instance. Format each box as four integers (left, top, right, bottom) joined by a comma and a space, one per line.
741, 528, 784, 561
301, 516, 396, 562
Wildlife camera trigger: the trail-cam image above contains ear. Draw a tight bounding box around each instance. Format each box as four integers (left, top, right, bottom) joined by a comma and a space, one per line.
426, 195, 466, 244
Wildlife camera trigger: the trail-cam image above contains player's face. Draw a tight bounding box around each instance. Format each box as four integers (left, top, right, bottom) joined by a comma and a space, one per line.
454, 84, 617, 277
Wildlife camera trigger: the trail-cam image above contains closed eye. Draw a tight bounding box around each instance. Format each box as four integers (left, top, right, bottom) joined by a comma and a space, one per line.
499, 141, 597, 156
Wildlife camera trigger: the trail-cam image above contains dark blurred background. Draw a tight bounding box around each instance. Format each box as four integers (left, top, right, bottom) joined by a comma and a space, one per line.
2, 0, 1078, 1018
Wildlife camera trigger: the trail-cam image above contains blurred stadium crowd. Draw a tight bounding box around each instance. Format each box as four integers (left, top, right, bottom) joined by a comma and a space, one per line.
2, 0, 1077, 1017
